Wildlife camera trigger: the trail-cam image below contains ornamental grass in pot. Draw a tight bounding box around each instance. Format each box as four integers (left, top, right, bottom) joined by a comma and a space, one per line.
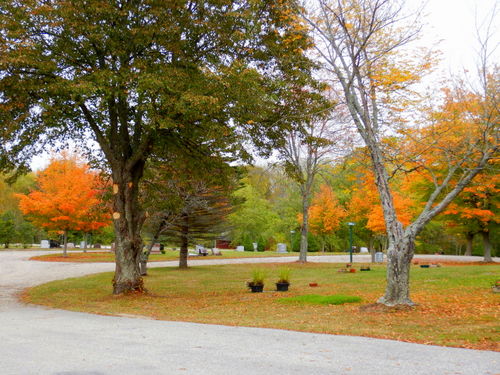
276, 267, 291, 292
247, 269, 266, 292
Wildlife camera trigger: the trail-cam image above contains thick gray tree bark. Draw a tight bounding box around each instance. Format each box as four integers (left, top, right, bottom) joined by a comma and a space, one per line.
464, 232, 474, 256
62, 229, 68, 258
110, 161, 147, 294
179, 215, 189, 269
299, 195, 310, 261
481, 230, 493, 262
83, 233, 88, 253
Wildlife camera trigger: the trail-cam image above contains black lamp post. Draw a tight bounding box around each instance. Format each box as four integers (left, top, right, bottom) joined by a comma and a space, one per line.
348, 222, 356, 263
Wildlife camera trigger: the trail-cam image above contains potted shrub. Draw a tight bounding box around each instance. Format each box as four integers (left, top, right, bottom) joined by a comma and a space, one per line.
276, 267, 291, 292
247, 269, 266, 292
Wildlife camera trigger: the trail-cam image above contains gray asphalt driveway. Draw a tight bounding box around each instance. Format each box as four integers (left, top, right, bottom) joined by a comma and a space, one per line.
0, 251, 498, 375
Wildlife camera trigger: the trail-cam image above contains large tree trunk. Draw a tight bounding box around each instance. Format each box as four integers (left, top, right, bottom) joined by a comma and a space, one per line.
369, 235, 376, 263
111, 162, 146, 295
481, 230, 492, 262
299, 194, 310, 262
179, 215, 189, 269
62, 229, 68, 257
144, 224, 163, 262
464, 232, 474, 256
140, 226, 162, 276
83, 232, 89, 253
378, 234, 416, 306
369, 145, 416, 306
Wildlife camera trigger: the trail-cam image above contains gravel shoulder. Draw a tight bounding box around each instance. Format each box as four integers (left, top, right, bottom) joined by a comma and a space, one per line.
0, 251, 498, 375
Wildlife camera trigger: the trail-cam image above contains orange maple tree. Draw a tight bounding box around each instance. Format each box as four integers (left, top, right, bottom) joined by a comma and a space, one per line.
17, 153, 110, 256
349, 168, 414, 236
307, 184, 346, 251
392, 88, 498, 260
440, 166, 499, 259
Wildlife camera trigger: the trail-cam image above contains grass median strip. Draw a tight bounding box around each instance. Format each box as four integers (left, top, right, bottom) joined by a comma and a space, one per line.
23, 262, 499, 351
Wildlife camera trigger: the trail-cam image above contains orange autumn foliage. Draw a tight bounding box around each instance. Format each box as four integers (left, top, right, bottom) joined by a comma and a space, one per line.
308, 184, 346, 236
16, 154, 110, 233
442, 167, 500, 227
391, 86, 498, 232
349, 170, 413, 234
395, 87, 495, 188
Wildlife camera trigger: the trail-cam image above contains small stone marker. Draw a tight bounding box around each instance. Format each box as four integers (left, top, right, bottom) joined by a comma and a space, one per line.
276, 243, 287, 253
66, 242, 75, 249
80, 241, 86, 249
236, 245, 244, 252
360, 247, 368, 253
211, 248, 222, 256
150, 243, 161, 254
374, 252, 384, 262
40, 240, 50, 249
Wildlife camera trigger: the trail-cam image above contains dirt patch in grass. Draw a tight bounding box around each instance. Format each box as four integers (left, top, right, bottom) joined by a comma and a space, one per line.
23, 262, 500, 351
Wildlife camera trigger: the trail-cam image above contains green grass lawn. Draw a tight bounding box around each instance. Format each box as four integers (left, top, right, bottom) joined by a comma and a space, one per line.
23, 262, 500, 351
29, 250, 348, 262
279, 294, 362, 305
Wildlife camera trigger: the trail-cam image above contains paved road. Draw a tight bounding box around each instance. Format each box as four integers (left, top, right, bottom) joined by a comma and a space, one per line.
0, 251, 498, 375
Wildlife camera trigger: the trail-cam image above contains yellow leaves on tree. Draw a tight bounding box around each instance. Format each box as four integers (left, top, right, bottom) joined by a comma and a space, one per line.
16, 153, 110, 236
308, 184, 346, 236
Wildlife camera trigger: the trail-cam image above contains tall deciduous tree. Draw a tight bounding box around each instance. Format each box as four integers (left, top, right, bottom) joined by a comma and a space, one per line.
303, 0, 498, 305
229, 175, 283, 250
278, 115, 348, 261
0, 211, 15, 248
0, 173, 38, 247
16, 154, 110, 256
0, 0, 319, 293
307, 184, 346, 251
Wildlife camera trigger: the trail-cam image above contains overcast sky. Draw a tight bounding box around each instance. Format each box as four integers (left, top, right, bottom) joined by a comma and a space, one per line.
417, 0, 498, 73
29, 0, 499, 171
